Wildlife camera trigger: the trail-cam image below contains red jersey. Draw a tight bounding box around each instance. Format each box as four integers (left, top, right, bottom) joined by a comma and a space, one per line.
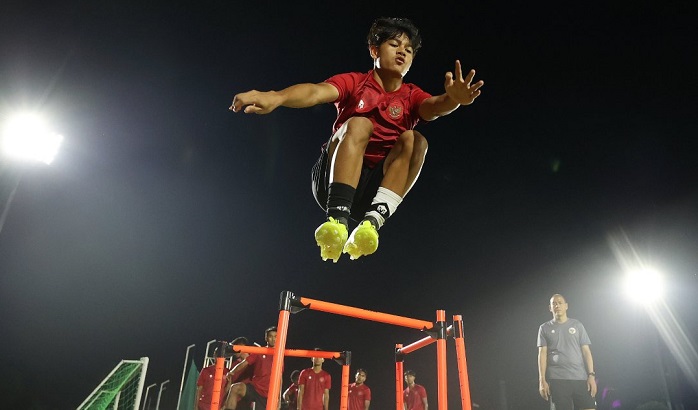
228, 357, 254, 384
284, 382, 299, 409
325, 71, 431, 168
196, 364, 231, 410
348, 382, 371, 410
298, 368, 331, 410
403, 384, 427, 410
245, 351, 275, 397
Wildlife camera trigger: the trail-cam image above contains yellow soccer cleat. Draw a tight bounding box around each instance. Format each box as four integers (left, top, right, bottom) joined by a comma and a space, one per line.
343, 220, 379, 260
314, 217, 349, 263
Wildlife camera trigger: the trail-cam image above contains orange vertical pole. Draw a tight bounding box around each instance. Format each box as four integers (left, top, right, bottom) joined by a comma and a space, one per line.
267, 292, 293, 410
340, 363, 350, 410
210, 355, 226, 410
436, 310, 448, 410
453, 315, 472, 410
395, 344, 404, 410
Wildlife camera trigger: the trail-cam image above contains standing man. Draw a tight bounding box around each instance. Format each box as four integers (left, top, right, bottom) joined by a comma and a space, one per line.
348, 368, 371, 410
538, 294, 597, 410
403, 370, 427, 410
223, 327, 278, 410
297, 351, 331, 410
282, 370, 300, 410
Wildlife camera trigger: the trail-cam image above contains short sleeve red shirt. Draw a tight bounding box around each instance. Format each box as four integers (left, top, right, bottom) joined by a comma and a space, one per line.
196, 364, 231, 410
404, 384, 427, 410
348, 382, 371, 410
245, 352, 275, 397
298, 368, 332, 410
325, 71, 431, 168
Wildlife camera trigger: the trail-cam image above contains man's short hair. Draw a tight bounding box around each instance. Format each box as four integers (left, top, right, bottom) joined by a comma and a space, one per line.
231, 336, 249, 345
356, 368, 367, 377
290, 370, 300, 381
404, 369, 416, 377
367, 17, 422, 54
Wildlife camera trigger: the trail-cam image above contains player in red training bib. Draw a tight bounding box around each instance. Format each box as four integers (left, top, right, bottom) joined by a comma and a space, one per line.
229, 17, 483, 262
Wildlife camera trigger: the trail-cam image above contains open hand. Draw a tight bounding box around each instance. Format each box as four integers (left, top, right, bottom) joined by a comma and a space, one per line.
444, 60, 483, 106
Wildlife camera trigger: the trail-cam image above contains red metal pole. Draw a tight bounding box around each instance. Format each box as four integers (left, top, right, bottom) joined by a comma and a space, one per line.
267, 309, 290, 410
453, 315, 472, 410
340, 364, 349, 410
436, 310, 448, 410
395, 344, 404, 410
299, 297, 433, 330
210, 356, 226, 410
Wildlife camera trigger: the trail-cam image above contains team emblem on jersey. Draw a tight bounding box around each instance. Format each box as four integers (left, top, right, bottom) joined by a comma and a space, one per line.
569, 327, 576, 335
358, 99, 365, 109
388, 104, 403, 119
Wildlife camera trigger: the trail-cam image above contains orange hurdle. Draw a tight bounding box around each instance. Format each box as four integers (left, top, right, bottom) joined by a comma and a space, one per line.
261, 291, 472, 410
210, 340, 351, 410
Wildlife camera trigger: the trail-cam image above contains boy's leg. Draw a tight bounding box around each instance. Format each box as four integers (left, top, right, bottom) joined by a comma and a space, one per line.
315, 117, 373, 262
223, 383, 247, 410
344, 130, 428, 260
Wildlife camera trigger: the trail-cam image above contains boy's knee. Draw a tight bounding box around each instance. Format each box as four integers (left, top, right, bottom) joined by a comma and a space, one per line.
412, 131, 428, 155
343, 117, 373, 141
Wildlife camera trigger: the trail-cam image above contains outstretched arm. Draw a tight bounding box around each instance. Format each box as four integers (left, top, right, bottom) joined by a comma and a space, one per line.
229, 82, 339, 114
419, 60, 483, 121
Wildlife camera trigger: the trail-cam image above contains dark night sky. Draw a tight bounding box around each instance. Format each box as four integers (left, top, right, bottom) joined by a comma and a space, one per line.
1, 1, 697, 409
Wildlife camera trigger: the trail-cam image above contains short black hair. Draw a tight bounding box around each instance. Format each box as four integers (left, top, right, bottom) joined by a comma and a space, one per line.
367, 17, 422, 54
404, 369, 416, 377
290, 370, 300, 381
265, 326, 277, 337
231, 336, 248, 345
356, 368, 367, 376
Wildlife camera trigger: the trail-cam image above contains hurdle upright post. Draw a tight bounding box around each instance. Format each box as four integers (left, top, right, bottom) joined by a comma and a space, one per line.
267, 291, 293, 410
436, 310, 448, 410
395, 344, 405, 410
210, 341, 228, 410
339, 351, 351, 410
453, 315, 472, 410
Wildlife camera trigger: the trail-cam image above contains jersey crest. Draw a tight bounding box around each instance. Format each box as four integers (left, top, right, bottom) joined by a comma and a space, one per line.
388, 104, 403, 119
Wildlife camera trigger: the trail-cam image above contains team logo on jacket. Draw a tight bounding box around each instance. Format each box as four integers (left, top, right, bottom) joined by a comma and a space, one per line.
568, 327, 576, 335
388, 104, 403, 119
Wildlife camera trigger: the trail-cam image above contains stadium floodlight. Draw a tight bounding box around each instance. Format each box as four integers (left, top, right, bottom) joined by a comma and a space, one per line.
623, 266, 664, 305
1, 112, 63, 164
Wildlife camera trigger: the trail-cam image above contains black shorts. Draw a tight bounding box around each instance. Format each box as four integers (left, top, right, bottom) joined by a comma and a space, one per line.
243, 383, 267, 409
549, 379, 596, 410
311, 142, 385, 222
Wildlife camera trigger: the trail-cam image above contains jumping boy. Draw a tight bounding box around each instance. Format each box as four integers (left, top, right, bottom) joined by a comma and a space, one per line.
229, 17, 483, 262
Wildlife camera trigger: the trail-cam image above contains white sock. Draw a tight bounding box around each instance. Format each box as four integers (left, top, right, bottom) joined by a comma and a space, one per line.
364, 187, 402, 229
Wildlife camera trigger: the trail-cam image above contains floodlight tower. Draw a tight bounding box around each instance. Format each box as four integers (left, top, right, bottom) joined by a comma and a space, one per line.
0, 112, 63, 235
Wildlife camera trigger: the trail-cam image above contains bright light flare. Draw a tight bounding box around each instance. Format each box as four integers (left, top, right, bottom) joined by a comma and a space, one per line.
623, 267, 664, 305
2, 113, 63, 164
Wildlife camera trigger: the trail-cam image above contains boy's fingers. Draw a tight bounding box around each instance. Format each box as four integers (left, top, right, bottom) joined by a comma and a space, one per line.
454, 60, 463, 81
464, 69, 476, 85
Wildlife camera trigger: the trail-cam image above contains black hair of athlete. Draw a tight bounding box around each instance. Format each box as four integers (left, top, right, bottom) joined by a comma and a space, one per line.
367, 17, 422, 55
265, 326, 277, 337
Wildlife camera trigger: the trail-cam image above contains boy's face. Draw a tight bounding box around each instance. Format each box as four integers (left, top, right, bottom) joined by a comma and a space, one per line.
371, 33, 414, 77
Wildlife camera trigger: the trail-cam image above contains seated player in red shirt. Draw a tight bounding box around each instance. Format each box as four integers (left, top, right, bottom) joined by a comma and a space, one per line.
229, 17, 483, 262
